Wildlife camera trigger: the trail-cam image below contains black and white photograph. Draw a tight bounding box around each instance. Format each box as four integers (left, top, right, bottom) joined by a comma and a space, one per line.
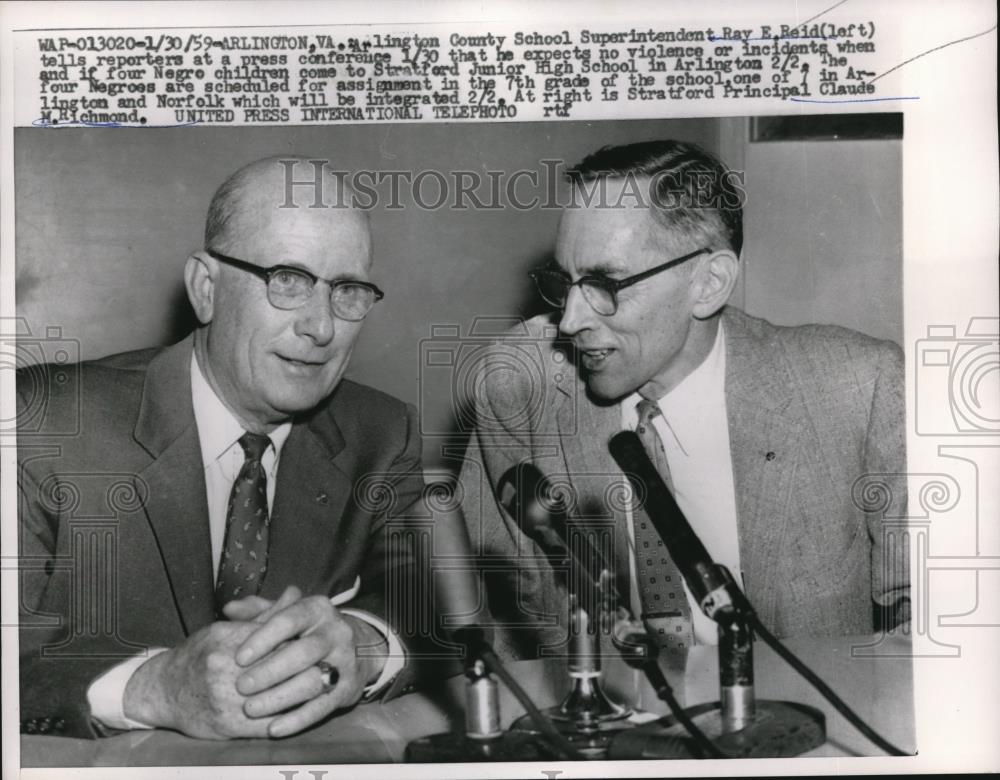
1, 2, 997, 778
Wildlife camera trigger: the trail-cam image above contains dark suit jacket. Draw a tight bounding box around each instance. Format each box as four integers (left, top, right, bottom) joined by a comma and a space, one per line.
17, 336, 426, 738
458, 307, 909, 659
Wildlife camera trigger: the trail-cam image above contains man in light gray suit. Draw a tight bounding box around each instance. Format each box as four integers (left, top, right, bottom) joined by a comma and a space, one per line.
458, 140, 909, 660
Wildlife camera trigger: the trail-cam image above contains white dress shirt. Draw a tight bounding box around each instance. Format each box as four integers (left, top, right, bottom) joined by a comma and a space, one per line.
620, 322, 742, 645
87, 351, 402, 729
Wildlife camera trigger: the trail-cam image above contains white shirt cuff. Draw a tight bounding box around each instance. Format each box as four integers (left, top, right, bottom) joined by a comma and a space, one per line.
86, 648, 168, 731
339, 608, 405, 696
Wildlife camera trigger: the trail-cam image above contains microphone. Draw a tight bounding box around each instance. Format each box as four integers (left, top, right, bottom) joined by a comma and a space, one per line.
497, 461, 635, 755
405, 482, 550, 762
497, 462, 569, 562
497, 462, 611, 600
607, 431, 828, 756
422, 482, 493, 664
608, 430, 745, 621
497, 461, 652, 652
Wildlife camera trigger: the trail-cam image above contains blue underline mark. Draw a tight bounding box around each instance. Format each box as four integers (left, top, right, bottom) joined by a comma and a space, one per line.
789, 96, 920, 104
707, 35, 836, 42
32, 118, 200, 128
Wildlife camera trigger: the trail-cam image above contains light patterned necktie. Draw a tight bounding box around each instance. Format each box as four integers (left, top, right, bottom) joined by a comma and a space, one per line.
215, 432, 271, 615
633, 399, 693, 658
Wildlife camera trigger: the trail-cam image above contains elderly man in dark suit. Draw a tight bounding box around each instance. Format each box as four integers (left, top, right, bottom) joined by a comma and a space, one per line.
18, 157, 424, 739
459, 140, 909, 660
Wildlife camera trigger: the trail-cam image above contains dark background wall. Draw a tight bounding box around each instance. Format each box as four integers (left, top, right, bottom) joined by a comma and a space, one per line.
14, 119, 901, 472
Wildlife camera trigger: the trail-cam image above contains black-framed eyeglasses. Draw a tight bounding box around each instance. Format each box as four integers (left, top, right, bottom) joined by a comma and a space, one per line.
528, 246, 710, 316
205, 249, 385, 322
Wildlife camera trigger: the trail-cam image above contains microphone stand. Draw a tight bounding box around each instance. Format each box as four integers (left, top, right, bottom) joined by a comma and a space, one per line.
507, 558, 633, 758
405, 649, 552, 762
609, 564, 826, 758
550, 584, 632, 725
498, 462, 632, 756
404, 485, 557, 762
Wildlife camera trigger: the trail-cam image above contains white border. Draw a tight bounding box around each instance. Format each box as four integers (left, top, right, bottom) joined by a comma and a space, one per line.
2, 1, 998, 777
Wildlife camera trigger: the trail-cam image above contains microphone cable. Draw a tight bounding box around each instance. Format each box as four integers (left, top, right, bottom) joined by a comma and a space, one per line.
749, 615, 909, 756
608, 431, 909, 757
476, 645, 586, 761
637, 659, 724, 759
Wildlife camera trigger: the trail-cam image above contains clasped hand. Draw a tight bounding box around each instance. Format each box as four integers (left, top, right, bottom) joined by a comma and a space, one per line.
123, 585, 387, 739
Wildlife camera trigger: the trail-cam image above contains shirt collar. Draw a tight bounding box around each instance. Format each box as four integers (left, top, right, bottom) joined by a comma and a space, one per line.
190, 351, 292, 467
621, 320, 727, 446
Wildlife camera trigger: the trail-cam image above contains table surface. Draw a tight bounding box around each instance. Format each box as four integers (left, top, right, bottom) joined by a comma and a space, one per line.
21, 632, 915, 767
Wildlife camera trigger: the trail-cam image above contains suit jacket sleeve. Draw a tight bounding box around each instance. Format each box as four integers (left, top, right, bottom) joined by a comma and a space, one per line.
17, 452, 135, 738
864, 341, 910, 627
456, 342, 567, 660
355, 402, 431, 700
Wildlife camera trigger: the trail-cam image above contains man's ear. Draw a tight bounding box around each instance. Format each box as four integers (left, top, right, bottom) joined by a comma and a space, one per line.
184, 252, 217, 325
691, 249, 739, 319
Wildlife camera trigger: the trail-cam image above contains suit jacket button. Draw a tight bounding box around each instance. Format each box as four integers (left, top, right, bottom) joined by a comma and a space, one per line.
23, 720, 37, 733
54, 718, 66, 732
38, 718, 52, 733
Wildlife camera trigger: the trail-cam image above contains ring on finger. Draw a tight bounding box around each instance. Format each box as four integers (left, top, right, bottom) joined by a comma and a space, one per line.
315, 661, 339, 694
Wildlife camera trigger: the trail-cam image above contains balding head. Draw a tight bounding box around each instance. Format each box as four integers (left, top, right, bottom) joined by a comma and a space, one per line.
204, 155, 371, 266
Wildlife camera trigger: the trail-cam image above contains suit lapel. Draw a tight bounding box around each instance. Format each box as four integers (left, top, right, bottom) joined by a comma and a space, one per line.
132, 337, 355, 621
723, 309, 808, 625
556, 384, 621, 485
133, 337, 216, 634
262, 407, 352, 599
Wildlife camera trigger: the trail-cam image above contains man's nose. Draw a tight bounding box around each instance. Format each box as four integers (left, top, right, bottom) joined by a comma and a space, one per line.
294, 287, 336, 345
558, 284, 595, 337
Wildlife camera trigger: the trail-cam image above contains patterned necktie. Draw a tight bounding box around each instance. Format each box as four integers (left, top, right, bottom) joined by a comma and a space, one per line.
633, 399, 693, 658
215, 432, 271, 615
